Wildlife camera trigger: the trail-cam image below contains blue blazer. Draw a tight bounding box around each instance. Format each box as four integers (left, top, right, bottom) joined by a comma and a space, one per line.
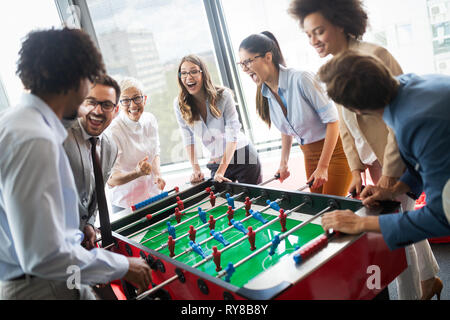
379, 73, 450, 250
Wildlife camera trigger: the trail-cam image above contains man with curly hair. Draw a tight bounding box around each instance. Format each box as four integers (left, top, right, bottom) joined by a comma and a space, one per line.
0, 28, 152, 299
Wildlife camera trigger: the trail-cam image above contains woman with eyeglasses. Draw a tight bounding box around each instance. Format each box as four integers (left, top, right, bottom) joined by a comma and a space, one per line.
174, 54, 262, 185
106, 77, 166, 213
288, 0, 442, 300
238, 31, 351, 196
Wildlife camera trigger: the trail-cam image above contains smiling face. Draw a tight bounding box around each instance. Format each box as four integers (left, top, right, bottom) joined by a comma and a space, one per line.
119, 87, 146, 122
238, 49, 272, 86
179, 61, 204, 97
79, 83, 118, 136
303, 11, 348, 58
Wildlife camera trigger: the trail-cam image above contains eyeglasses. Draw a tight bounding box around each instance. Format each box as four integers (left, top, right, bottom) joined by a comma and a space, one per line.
237, 54, 264, 69
179, 69, 202, 79
120, 95, 145, 107
84, 98, 116, 112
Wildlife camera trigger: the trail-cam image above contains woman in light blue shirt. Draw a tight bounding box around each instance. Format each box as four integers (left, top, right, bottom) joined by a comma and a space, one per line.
238, 32, 351, 196
174, 54, 262, 184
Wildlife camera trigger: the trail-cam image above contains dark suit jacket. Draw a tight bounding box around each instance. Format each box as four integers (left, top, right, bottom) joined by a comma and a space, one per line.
63, 119, 118, 230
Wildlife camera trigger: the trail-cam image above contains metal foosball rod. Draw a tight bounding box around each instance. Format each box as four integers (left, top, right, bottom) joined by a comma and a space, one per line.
97, 187, 216, 246
161, 194, 264, 255
114, 175, 280, 239
135, 199, 308, 300
169, 195, 282, 258
216, 201, 338, 281
140, 191, 246, 246
258, 173, 280, 186
123, 189, 227, 239
192, 199, 308, 268
113, 187, 220, 237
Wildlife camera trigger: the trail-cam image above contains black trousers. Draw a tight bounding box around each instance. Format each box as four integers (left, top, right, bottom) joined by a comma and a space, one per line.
206, 143, 262, 185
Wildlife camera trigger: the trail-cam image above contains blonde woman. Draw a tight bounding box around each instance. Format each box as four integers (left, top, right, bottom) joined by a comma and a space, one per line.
174, 54, 262, 184
106, 77, 166, 212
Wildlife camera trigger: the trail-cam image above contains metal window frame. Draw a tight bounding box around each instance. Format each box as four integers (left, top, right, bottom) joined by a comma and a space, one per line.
203, 0, 254, 143
55, 0, 100, 48
0, 74, 10, 111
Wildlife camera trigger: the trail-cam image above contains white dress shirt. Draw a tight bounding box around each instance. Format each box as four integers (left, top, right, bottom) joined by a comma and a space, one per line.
342, 110, 378, 166
173, 89, 248, 160
106, 111, 161, 208
0, 93, 129, 283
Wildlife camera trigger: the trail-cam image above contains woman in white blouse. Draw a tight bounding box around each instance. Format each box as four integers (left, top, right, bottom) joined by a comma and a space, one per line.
106, 77, 166, 212
174, 54, 262, 185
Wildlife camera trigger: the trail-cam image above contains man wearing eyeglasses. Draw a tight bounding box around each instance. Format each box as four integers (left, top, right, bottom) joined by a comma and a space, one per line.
63, 75, 120, 250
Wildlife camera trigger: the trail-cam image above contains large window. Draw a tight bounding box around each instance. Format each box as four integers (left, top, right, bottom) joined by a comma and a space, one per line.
221, 0, 449, 146
86, 0, 224, 166
0, 0, 61, 110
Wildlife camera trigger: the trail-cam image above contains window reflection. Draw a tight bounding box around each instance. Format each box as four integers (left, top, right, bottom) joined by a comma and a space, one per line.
87, 0, 223, 165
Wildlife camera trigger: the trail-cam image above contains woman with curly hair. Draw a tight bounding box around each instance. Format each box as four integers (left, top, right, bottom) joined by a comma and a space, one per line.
238, 31, 352, 196
174, 54, 262, 184
288, 0, 441, 300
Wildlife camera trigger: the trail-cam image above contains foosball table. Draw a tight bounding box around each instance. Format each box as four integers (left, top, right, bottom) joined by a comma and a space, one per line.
103, 179, 407, 300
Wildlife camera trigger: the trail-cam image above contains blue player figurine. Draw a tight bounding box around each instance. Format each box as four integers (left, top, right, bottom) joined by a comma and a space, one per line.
210, 229, 230, 246
167, 222, 176, 239
224, 262, 235, 283
249, 209, 268, 224
266, 199, 281, 211
198, 207, 207, 224
269, 234, 281, 256
230, 219, 248, 234
189, 241, 207, 259
226, 193, 235, 209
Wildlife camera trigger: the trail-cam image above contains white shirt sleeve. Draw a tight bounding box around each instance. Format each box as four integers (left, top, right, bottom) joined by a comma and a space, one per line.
221, 89, 242, 143
2, 138, 129, 285
173, 98, 195, 146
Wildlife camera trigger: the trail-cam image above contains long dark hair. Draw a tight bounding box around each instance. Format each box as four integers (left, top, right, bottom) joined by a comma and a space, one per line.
239, 31, 286, 128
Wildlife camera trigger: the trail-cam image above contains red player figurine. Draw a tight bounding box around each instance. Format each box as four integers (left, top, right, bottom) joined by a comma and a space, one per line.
176, 196, 184, 211
247, 226, 256, 251
209, 191, 216, 207
208, 215, 216, 230
279, 209, 287, 232
244, 197, 252, 217
226, 206, 234, 226
212, 246, 222, 272
168, 236, 176, 257
188, 225, 197, 242
174, 208, 182, 223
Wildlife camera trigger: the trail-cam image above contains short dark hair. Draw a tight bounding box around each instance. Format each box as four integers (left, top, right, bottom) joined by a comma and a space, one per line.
94, 75, 121, 105
288, 0, 368, 40
317, 51, 399, 111
16, 27, 105, 96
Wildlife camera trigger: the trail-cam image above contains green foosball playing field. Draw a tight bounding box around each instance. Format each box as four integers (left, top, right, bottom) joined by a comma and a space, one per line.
132, 197, 325, 287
